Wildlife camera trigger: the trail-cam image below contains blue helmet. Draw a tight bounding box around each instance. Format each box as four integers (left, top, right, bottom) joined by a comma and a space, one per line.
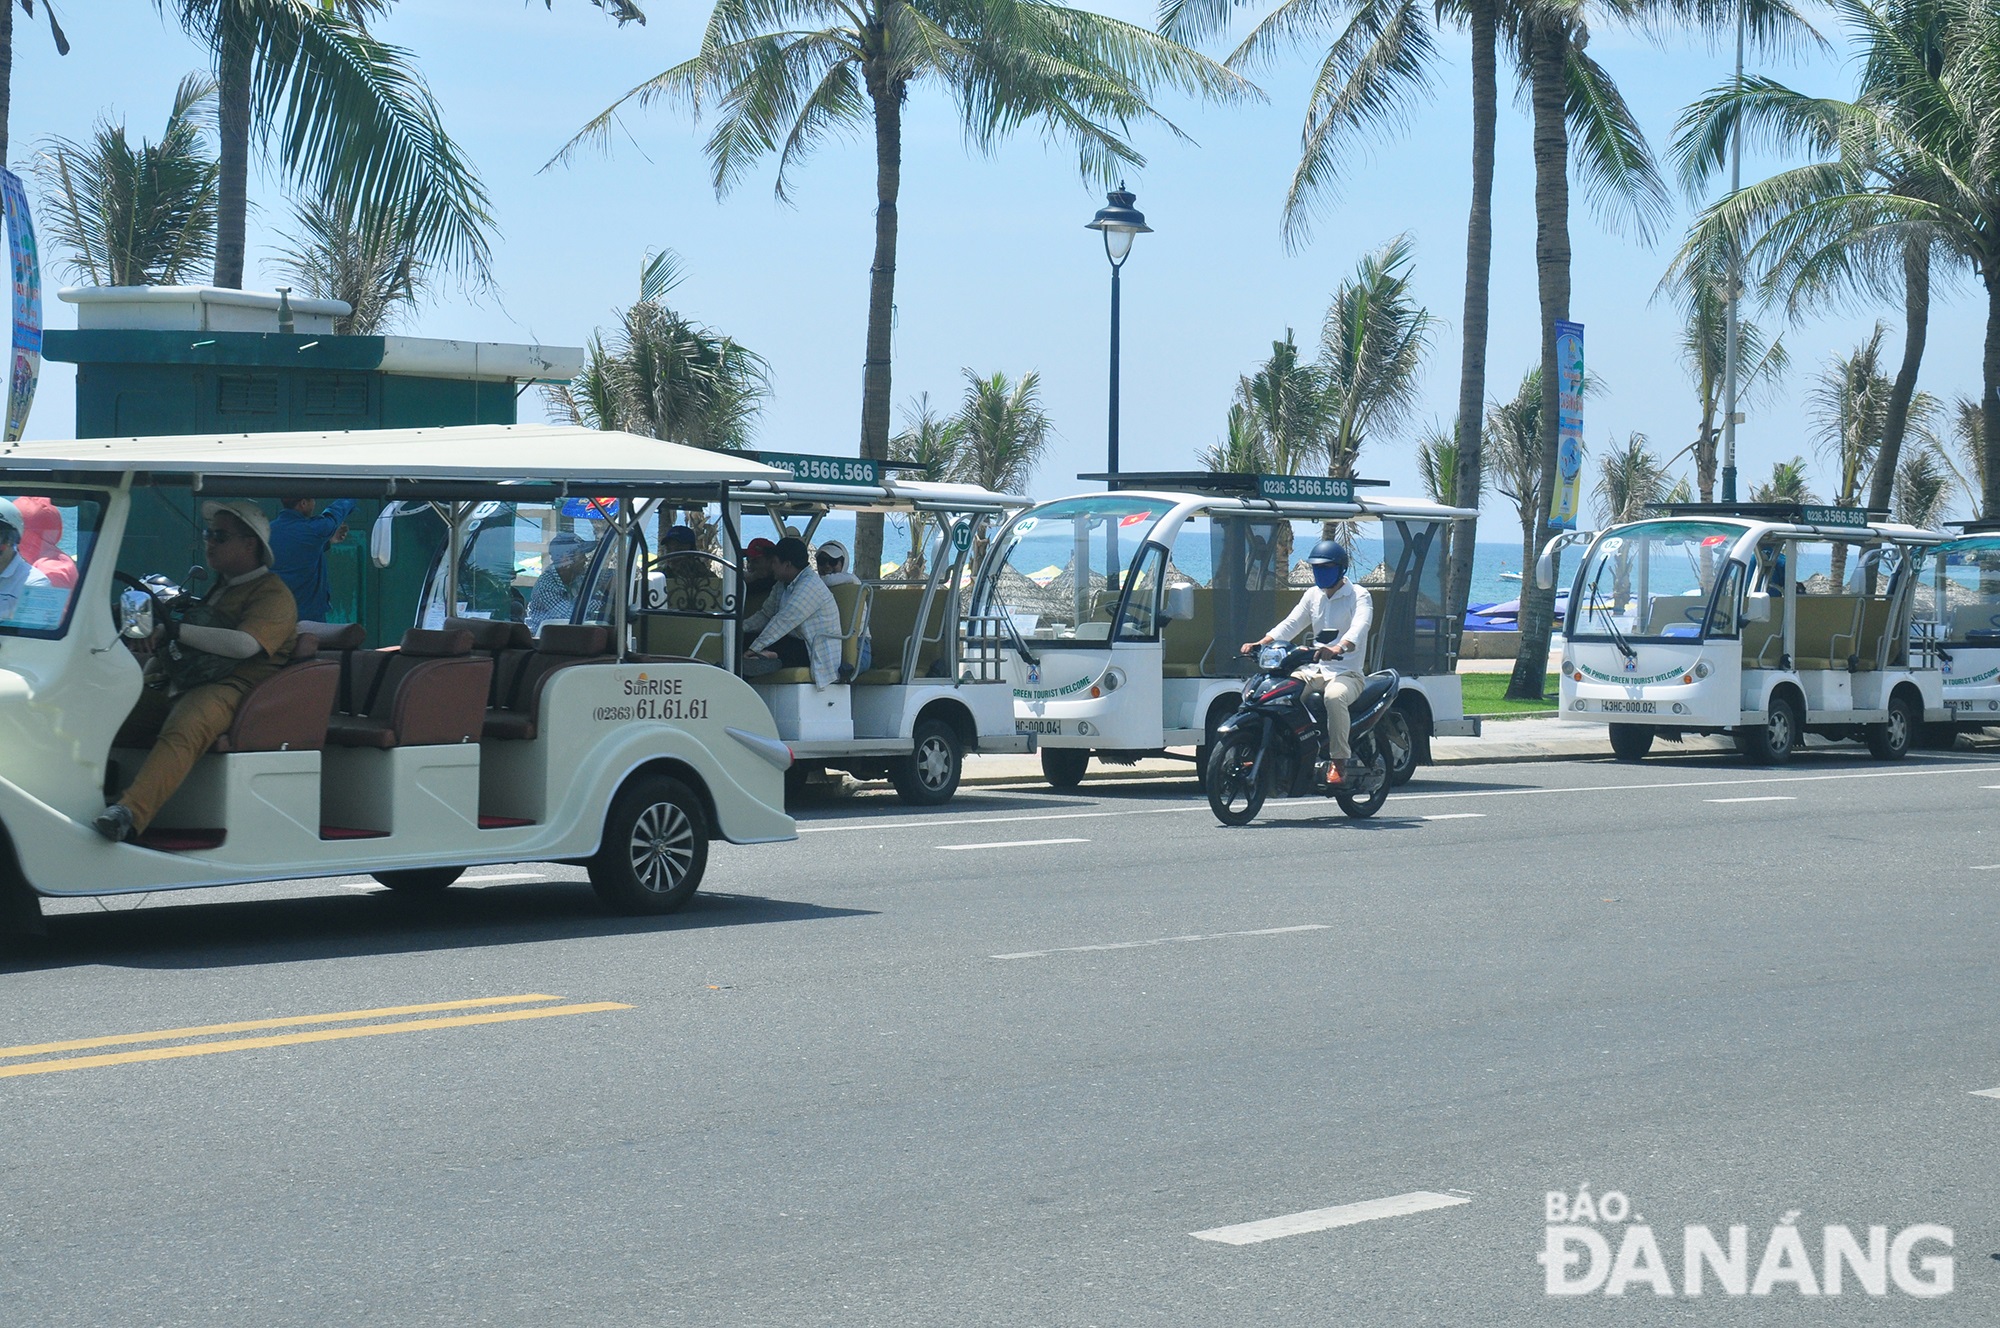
1308, 538, 1348, 589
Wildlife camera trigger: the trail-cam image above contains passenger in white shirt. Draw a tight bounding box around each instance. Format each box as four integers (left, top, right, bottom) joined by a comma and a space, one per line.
1241, 538, 1373, 786
0, 498, 53, 625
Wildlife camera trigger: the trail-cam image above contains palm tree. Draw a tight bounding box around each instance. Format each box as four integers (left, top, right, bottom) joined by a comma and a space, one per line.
0, 0, 70, 166
1938, 396, 1987, 520
1750, 455, 1817, 504
1894, 441, 1953, 527
1655, 224, 1789, 499
1318, 233, 1434, 482
151, 1, 492, 291
1594, 431, 1669, 525
1233, 329, 1330, 478
889, 392, 963, 576
32, 72, 218, 286
1415, 421, 1463, 507
556, 0, 1250, 583
544, 250, 772, 450
1674, 0, 1953, 520
1198, 401, 1271, 474
267, 193, 424, 334
1486, 366, 1545, 605
1689, 0, 2000, 520
1805, 323, 1942, 575
953, 369, 1053, 496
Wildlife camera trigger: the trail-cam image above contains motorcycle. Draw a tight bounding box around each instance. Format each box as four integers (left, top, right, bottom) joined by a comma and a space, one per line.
1204, 639, 1401, 825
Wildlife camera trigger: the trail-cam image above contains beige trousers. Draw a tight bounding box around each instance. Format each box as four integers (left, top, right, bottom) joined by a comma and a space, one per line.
1301, 670, 1366, 762
113, 679, 250, 834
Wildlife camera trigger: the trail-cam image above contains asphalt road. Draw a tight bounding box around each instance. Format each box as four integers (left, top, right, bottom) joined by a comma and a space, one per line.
5, 744, 2000, 1325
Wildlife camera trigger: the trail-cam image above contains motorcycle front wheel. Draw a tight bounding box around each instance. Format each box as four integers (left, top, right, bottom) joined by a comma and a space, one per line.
1334, 739, 1392, 819
1204, 733, 1266, 826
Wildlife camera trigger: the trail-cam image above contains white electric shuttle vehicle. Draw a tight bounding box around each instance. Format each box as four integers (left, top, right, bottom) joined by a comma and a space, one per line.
1545, 502, 1947, 762
1915, 521, 2000, 740
561, 450, 1034, 804
970, 472, 1479, 789
0, 425, 796, 932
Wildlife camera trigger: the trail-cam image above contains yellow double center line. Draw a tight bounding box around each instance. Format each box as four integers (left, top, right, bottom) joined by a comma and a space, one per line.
0, 994, 630, 1079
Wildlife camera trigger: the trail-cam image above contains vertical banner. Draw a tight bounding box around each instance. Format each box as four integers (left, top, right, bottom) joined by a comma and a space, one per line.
0, 168, 42, 443
1548, 320, 1585, 531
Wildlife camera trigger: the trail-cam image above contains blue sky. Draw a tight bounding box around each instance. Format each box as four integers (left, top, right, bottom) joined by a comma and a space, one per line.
7, 1, 1986, 529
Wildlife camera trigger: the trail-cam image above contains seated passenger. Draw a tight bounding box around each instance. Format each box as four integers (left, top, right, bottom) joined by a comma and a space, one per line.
0, 498, 53, 622
816, 539, 860, 589
739, 537, 843, 686
741, 537, 777, 611
94, 501, 299, 843
13, 496, 78, 590
525, 530, 602, 634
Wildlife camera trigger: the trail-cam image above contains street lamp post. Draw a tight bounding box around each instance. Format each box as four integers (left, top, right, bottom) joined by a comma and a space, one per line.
1086, 185, 1151, 478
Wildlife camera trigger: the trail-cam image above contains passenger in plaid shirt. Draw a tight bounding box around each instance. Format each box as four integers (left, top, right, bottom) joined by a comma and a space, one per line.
740, 537, 844, 687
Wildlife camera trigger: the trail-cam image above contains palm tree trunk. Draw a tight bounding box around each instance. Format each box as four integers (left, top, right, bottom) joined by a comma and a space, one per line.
1506, 20, 1570, 701
212, 9, 253, 289
1868, 241, 1931, 516
1985, 267, 2000, 522
1445, 0, 1497, 649
854, 47, 903, 584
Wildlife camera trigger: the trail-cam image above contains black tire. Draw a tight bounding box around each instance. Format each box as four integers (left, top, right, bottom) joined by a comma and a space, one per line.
1040, 747, 1089, 790
1739, 693, 1802, 765
890, 719, 963, 805
1608, 723, 1654, 762
588, 775, 709, 915
1866, 691, 1918, 760
1204, 734, 1266, 826
1382, 705, 1419, 787
1194, 701, 1239, 792
371, 866, 464, 894
1334, 740, 1392, 818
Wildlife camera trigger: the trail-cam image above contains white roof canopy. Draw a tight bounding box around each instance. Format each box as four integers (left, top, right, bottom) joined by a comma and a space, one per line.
1, 424, 790, 499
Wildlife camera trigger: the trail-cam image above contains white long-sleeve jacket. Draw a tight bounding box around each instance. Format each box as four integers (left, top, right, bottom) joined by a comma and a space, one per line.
1266, 579, 1373, 678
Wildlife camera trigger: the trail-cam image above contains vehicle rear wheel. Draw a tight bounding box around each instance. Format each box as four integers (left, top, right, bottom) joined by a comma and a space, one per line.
1040, 747, 1089, 790
1607, 723, 1654, 762
588, 775, 709, 915
371, 866, 464, 894
1204, 734, 1266, 826
1382, 706, 1419, 787
890, 720, 962, 805
1334, 739, 1392, 818
1866, 691, 1918, 760
1739, 694, 1801, 765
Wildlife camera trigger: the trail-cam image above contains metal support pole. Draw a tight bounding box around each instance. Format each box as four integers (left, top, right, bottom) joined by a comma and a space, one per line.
1720, 0, 1747, 503
1107, 262, 1122, 478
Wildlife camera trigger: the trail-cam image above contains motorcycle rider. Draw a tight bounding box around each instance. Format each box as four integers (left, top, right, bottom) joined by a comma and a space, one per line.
1240, 539, 1373, 786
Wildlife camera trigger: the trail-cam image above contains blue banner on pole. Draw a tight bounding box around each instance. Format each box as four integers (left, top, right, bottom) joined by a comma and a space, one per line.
0, 168, 41, 443
1549, 320, 1584, 531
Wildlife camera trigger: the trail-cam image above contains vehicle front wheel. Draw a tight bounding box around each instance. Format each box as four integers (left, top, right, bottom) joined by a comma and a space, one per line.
588, 775, 709, 915
371, 866, 464, 894
890, 719, 963, 805
1738, 694, 1802, 765
1040, 747, 1090, 790
1865, 691, 1917, 761
1608, 723, 1654, 762
1204, 734, 1266, 826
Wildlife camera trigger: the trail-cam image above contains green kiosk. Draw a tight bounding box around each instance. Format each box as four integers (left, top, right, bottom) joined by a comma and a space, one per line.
44, 285, 583, 640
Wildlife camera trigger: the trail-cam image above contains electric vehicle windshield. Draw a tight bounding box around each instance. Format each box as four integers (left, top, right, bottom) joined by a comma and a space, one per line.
1567, 520, 1743, 646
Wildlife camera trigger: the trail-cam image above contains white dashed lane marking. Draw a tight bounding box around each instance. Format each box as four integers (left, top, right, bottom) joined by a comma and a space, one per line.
1192, 1191, 1472, 1245
938, 838, 1088, 852
992, 924, 1329, 961
1705, 796, 1797, 804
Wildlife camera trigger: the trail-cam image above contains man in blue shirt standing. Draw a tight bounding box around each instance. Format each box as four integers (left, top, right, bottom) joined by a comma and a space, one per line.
270, 497, 356, 621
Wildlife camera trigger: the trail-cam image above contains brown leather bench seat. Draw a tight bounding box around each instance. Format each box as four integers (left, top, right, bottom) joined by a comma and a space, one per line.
208, 628, 343, 754
327, 627, 493, 749
483, 624, 614, 741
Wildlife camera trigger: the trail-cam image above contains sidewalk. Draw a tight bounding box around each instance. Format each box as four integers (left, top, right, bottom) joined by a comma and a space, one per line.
960, 712, 1650, 787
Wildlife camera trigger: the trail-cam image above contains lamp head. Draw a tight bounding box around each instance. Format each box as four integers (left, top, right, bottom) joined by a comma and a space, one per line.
1086, 184, 1152, 267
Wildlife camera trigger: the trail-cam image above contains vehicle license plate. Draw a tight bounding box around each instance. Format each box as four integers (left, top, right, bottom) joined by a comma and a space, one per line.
1600, 699, 1657, 714
1017, 719, 1063, 734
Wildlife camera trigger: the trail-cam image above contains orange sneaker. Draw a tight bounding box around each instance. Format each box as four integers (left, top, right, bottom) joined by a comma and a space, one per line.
1323, 762, 1345, 788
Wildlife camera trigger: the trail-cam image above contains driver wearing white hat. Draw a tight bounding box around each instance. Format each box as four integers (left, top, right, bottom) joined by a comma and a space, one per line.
94, 499, 300, 843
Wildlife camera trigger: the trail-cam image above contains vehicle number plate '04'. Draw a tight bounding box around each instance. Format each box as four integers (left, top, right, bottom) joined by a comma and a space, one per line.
1018, 719, 1063, 734
1600, 699, 1657, 714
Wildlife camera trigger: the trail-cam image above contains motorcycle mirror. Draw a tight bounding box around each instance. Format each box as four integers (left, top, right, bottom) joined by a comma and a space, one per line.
118, 589, 156, 640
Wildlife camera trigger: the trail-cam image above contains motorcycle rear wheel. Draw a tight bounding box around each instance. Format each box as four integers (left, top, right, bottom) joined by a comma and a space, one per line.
1204, 734, 1265, 826
1334, 741, 1391, 819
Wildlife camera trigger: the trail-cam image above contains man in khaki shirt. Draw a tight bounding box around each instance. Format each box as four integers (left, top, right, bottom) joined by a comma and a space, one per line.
95, 501, 300, 842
